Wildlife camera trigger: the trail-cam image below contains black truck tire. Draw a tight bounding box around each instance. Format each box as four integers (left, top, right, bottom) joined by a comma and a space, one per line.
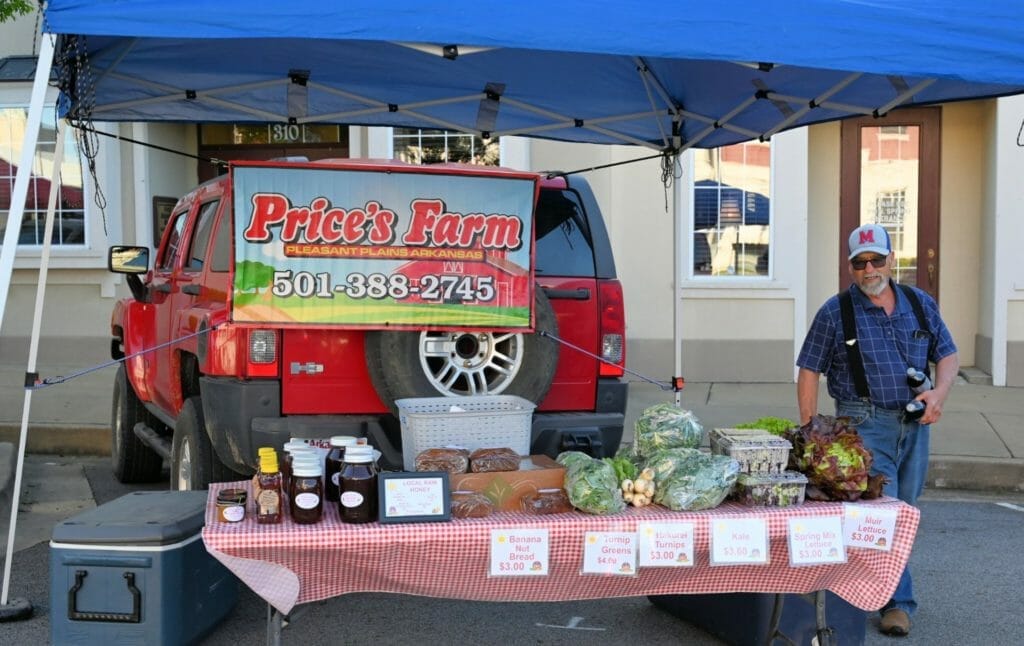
364, 286, 560, 415
170, 395, 239, 490
111, 365, 164, 483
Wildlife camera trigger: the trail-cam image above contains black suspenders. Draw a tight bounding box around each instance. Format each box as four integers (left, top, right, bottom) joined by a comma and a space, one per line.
838, 284, 932, 399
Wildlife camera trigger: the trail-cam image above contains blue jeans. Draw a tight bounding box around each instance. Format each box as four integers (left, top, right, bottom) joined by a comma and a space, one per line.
835, 400, 930, 617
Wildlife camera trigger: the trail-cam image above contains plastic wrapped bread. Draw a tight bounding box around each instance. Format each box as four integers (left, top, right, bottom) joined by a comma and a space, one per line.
469, 447, 520, 473
415, 447, 470, 474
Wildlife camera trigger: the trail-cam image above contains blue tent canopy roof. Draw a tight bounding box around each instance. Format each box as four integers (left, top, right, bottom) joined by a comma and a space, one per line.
42, 0, 1024, 149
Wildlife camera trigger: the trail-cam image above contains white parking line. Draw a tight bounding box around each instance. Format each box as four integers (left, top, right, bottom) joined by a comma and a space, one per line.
535, 616, 606, 631
996, 502, 1024, 512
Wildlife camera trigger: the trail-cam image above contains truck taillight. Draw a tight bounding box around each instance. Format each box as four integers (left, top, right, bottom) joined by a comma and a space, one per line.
598, 280, 625, 377
247, 329, 278, 377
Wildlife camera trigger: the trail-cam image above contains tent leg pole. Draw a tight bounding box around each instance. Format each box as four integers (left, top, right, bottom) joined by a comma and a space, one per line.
672, 154, 685, 406
0, 110, 66, 617
0, 33, 55, 334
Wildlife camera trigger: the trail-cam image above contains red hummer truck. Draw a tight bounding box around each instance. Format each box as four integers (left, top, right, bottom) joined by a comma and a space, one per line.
108, 159, 627, 489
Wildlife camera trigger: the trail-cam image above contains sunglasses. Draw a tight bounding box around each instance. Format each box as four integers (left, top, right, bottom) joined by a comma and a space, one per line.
851, 256, 888, 270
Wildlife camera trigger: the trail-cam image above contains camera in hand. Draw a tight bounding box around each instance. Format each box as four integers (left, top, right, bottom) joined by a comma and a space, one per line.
904, 399, 926, 422
906, 367, 932, 394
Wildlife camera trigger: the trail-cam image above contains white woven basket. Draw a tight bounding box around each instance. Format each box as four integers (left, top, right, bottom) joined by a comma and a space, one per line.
396, 395, 535, 471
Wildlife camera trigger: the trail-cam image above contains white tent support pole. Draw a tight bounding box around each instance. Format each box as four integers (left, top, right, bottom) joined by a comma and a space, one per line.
632, 57, 681, 117
677, 96, 761, 153
874, 78, 937, 116
761, 72, 863, 139
0, 34, 54, 336
679, 108, 761, 139
495, 110, 663, 137
0, 107, 65, 608
497, 97, 663, 148
812, 100, 875, 116
632, 57, 675, 148
89, 38, 139, 88
672, 152, 685, 407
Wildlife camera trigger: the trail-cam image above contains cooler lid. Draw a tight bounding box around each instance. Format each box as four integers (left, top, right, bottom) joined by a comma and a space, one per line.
52, 491, 208, 546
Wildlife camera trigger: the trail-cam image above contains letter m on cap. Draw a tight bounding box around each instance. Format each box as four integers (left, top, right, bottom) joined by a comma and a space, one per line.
859, 230, 875, 244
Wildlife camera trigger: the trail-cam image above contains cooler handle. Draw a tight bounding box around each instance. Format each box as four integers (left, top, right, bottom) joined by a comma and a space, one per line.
68, 570, 142, 623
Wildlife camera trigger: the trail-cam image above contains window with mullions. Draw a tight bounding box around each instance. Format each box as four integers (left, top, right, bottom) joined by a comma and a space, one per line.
393, 128, 499, 165
0, 106, 85, 246
692, 141, 771, 277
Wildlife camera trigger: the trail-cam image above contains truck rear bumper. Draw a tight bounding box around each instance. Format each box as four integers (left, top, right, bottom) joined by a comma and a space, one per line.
200, 376, 628, 473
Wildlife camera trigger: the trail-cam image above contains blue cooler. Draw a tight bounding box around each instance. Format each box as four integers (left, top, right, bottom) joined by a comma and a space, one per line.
50, 490, 238, 645
649, 591, 867, 645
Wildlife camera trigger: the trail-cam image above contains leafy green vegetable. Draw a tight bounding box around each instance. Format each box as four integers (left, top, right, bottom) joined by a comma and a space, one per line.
645, 450, 739, 511
735, 416, 798, 437
602, 456, 638, 483
558, 451, 625, 515
634, 403, 705, 457
786, 415, 881, 502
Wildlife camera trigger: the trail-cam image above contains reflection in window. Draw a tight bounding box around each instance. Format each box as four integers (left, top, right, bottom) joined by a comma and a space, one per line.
0, 106, 86, 246
159, 212, 188, 270
692, 141, 771, 277
393, 128, 499, 165
200, 123, 344, 145
186, 201, 220, 271
534, 190, 595, 277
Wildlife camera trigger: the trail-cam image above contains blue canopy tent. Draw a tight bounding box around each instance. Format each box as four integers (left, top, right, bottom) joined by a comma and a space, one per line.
3, 0, 1024, 615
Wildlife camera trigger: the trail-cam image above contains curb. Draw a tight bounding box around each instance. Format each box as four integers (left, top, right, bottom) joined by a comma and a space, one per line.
926, 456, 1024, 494
2, 424, 1023, 495
0, 424, 109, 456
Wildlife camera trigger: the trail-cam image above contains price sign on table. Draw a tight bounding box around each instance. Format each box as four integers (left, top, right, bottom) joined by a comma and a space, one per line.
637, 522, 694, 567
709, 518, 769, 565
581, 532, 638, 575
788, 516, 846, 566
489, 529, 549, 576
843, 504, 897, 551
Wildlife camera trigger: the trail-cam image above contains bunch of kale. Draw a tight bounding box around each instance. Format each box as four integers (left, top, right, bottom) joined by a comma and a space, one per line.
785, 415, 887, 502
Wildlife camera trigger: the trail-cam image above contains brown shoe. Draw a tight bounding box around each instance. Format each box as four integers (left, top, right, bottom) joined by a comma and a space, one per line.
880, 608, 911, 636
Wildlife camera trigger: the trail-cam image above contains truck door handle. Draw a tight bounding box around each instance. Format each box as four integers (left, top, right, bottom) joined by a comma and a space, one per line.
542, 287, 591, 300
181, 284, 201, 295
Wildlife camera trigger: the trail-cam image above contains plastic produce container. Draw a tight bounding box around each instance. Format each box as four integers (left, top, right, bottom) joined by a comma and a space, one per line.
733, 471, 808, 507
710, 428, 792, 474
396, 395, 535, 471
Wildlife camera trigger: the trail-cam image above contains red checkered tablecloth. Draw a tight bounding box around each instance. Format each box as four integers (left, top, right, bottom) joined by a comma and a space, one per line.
202, 482, 919, 616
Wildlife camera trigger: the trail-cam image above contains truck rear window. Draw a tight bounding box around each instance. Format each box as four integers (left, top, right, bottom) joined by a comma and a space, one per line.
534, 189, 596, 277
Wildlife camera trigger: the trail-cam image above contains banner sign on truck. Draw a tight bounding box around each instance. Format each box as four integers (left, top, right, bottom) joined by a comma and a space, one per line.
231, 163, 537, 328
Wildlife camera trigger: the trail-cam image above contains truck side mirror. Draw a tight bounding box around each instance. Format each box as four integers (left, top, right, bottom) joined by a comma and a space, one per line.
108, 245, 150, 274
108, 245, 150, 302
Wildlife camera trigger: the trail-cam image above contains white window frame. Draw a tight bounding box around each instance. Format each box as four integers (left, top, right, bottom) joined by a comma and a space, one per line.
1, 83, 117, 269
685, 142, 776, 283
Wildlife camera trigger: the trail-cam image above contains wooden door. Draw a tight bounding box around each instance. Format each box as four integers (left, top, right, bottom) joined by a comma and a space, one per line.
840, 108, 942, 300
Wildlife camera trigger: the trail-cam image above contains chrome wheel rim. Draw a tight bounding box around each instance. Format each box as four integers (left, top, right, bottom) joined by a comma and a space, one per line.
418, 330, 525, 396
176, 438, 193, 490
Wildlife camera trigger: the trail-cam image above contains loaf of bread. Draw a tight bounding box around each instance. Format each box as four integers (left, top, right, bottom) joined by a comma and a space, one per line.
520, 488, 573, 515
451, 490, 494, 518
415, 447, 470, 474
469, 447, 520, 473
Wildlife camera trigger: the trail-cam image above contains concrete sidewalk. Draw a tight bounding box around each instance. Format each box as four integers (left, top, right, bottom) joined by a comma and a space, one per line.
1, 357, 1023, 492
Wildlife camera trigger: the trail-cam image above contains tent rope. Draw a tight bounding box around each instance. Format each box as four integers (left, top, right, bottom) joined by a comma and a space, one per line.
27, 324, 220, 390
539, 331, 673, 391
55, 33, 110, 235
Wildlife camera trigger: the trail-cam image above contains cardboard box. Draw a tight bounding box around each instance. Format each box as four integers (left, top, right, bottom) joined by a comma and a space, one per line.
449, 455, 565, 511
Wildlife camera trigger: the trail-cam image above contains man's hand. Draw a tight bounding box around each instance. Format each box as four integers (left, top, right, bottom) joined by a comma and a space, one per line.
917, 352, 959, 425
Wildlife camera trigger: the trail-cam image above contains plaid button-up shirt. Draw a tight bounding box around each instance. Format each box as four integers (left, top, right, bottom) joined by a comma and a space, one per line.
797, 282, 957, 411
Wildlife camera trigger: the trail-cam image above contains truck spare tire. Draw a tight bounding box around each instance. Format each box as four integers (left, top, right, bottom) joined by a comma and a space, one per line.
364, 286, 560, 414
